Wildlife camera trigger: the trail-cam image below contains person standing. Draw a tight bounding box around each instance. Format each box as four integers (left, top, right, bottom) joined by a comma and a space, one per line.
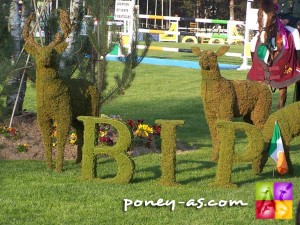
277, 0, 298, 27
293, 0, 300, 31
276, 0, 300, 62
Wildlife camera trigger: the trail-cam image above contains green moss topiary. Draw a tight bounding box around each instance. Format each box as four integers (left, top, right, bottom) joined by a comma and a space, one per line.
211, 120, 265, 188
78, 116, 134, 183
155, 119, 184, 186
212, 101, 300, 187
66, 79, 99, 163
261, 102, 300, 174
23, 10, 99, 172
192, 46, 272, 162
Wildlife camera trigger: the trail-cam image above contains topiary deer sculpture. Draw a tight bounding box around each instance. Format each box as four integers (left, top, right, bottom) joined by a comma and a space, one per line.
23, 10, 99, 172
260, 102, 300, 175
192, 46, 272, 161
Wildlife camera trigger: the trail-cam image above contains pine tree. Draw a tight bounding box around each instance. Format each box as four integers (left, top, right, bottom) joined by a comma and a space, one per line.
0, 1, 12, 60
85, 0, 151, 114
0, 1, 13, 120
5, 0, 28, 117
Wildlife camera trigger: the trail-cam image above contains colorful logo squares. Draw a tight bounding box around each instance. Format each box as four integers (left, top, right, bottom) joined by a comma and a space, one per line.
256, 182, 293, 220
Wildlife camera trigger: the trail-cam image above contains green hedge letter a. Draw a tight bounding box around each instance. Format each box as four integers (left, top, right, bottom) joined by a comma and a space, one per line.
78, 116, 134, 183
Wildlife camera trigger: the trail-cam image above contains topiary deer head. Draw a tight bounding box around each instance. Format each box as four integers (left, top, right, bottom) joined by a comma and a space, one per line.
23, 10, 72, 69
192, 46, 230, 71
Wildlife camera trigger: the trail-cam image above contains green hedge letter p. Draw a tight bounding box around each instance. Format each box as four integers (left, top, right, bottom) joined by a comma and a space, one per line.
78, 116, 134, 183
211, 121, 264, 188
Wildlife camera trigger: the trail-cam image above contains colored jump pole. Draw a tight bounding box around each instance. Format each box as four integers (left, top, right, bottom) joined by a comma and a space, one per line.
238, 0, 257, 70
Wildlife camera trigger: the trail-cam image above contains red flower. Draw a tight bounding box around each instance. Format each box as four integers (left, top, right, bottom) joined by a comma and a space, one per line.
145, 141, 151, 147
99, 137, 106, 142
126, 120, 136, 128
7, 127, 17, 136
99, 136, 113, 145
153, 125, 161, 135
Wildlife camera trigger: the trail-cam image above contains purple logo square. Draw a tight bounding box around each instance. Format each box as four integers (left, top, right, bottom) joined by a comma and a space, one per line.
274, 182, 293, 200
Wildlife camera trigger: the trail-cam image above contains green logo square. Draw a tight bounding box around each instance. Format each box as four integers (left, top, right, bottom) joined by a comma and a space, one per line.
256, 182, 274, 200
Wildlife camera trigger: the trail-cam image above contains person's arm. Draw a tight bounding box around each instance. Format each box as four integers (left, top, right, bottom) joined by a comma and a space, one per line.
281, 18, 289, 25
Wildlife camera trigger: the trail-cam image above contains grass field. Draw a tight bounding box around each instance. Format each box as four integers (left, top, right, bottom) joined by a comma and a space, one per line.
142, 41, 245, 65
1, 42, 300, 224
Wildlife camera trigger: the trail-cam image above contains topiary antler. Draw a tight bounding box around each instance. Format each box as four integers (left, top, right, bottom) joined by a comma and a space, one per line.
47, 10, 72, 49
22, 12, 40, 48
58, 9, 72, 39
23, 10, 72, 53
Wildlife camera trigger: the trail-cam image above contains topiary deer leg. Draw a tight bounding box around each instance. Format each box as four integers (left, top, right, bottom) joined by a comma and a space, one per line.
250, 108, 264, 129
251, 100, 271, 130
211, 102, 234, 161
55, 118, 70, 172
38, 117, 53, 169
73, 121, 84, 164
88, 87, 99, 117
207, 120, 220, 162
283, 142, 294, 175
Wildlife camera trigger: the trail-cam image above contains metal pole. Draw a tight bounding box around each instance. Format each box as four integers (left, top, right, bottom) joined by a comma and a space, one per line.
169, 0, 171, 29
70, 0, 73, 14
146, 0, 148, 27
161, 0, 163, 28
155, 0, 157, 27
238, 0, 253, 70
9, 54, 30, 128
56, 0, 58, 9
97, 21, 102, 98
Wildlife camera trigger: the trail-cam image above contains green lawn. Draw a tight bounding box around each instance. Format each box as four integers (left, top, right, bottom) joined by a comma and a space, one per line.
142, 41, 245, 65
1, 150, 299, 224
2, 43, 300, 224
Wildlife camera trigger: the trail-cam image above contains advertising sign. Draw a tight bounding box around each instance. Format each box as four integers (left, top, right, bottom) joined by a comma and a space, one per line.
114, 0, 135, 20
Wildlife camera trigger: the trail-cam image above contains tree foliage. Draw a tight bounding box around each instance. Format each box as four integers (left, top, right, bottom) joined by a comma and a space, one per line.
0, 1, 16, 119
139, 0, 247, 20
0, 1, 13, 60
85, 0, 151, 112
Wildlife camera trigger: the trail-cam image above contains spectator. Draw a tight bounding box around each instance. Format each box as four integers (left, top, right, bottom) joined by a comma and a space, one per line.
276, 0, 300, 62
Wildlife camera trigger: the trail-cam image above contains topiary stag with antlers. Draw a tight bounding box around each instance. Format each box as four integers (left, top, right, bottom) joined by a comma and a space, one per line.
23, 10, 99, 172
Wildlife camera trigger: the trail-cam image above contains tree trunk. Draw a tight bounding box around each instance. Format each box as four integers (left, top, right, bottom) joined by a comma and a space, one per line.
195, 0, 201, 18
60, 0, 83, 70
66, 0, 83, 54
229, 0, 235, 20
7, 0, 26, 116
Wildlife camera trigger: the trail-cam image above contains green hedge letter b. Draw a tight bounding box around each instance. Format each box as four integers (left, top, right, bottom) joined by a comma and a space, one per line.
78, 116, 134, 183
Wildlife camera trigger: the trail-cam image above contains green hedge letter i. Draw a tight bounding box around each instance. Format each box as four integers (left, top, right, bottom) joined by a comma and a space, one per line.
78, 116, 134, 183
155, 120, 184, 186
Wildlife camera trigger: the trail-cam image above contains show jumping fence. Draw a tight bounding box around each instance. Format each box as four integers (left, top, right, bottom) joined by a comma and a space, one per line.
111, 0, 258, 70
138, 14, 245, 44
